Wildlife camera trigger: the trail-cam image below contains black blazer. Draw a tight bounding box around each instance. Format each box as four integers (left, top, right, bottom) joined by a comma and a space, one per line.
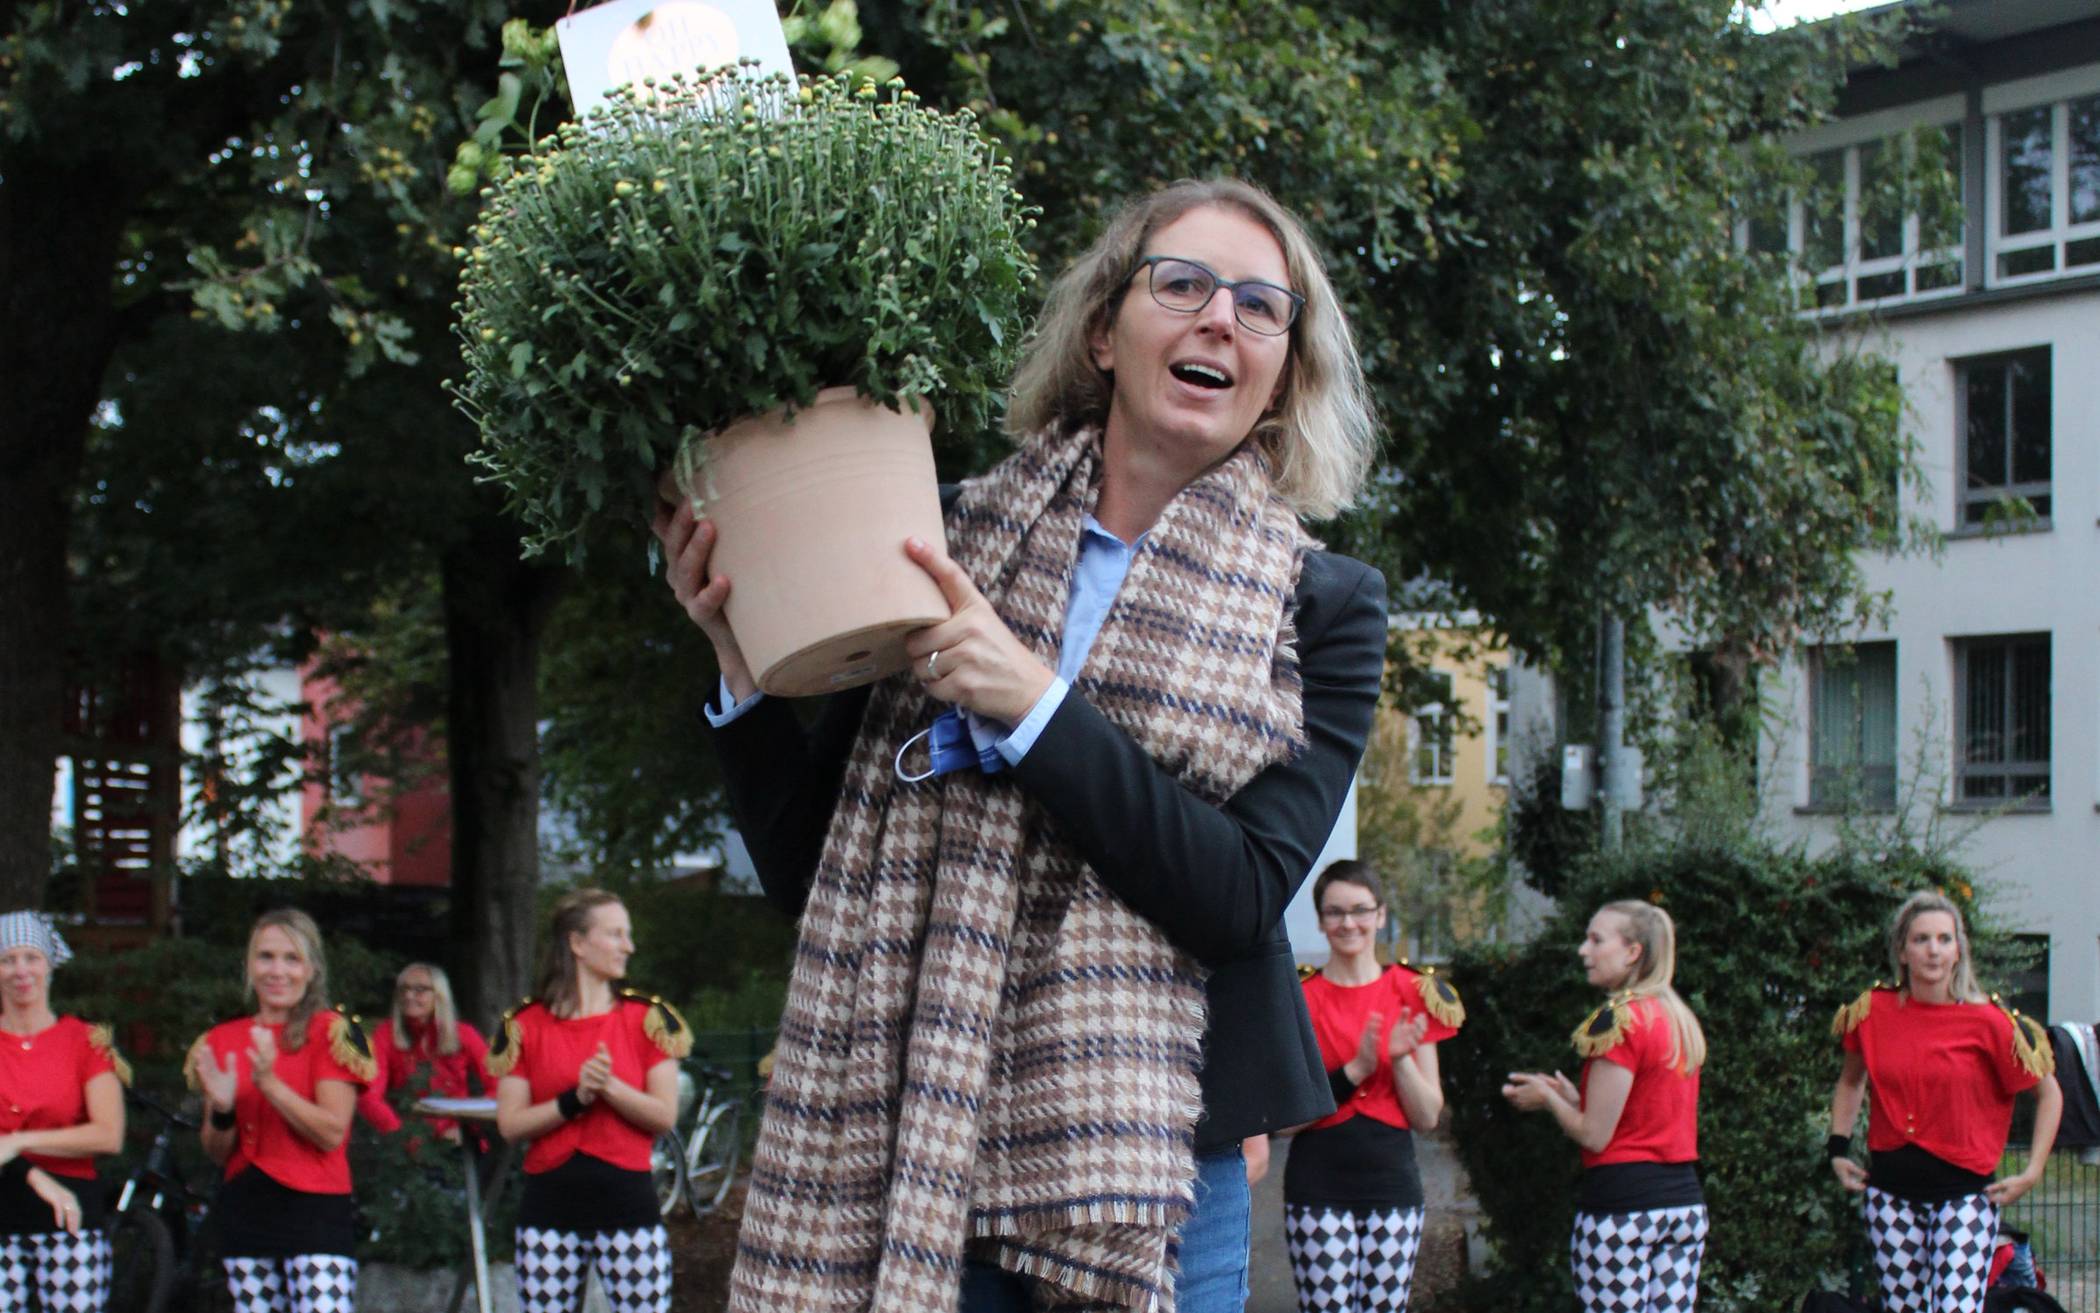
710, 523, 1386, 1152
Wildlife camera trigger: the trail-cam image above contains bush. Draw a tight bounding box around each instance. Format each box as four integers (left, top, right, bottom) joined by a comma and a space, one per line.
1436, 839, 1996, 1312
454, 65, 1040, 559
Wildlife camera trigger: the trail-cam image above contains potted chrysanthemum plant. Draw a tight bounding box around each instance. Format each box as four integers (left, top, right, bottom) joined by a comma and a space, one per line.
453, 64, 1038, 694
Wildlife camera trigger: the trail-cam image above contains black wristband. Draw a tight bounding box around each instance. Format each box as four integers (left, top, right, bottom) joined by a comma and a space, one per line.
210, 1108, 237, 1131
556, 1087, 586, 1120
1826, 1133, 1852, 1160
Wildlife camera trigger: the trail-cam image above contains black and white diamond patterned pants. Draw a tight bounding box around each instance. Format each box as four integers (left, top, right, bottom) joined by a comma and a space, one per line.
0, 1229, 113, 1312
1284, 1204, 1425, 1312
515, 1224, 673, 1313
1568, 1205, 1707, 1313
1862, 1186, 1997, 1313
222, 1254, 360, 1313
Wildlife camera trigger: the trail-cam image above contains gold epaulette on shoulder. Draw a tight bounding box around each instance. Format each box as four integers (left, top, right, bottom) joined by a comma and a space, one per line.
1831, 984, 1882, 1039
182, 1031, 213, 1092
623, 988, 693, 1060
86, 1022, 134, 1088
485, 997, 533, 1079
329, 1012, 379, 1083
1296, 962, 1319, 983
1573, 993, 1634, 1058
1416, 966, 1466, 1029
1991, 993, 2056, 1079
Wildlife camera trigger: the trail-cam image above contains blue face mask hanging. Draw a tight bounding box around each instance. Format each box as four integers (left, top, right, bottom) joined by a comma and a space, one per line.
894, 708, 1006, 783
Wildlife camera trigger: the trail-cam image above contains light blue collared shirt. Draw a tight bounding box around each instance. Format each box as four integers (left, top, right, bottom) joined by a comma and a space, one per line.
706, 515, 1145, 767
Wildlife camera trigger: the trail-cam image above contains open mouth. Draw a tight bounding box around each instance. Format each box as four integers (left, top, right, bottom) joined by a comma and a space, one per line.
1170, 362, 1233, 389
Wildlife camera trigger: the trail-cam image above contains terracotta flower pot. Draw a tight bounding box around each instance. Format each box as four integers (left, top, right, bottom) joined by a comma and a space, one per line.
661, 387, 950, 696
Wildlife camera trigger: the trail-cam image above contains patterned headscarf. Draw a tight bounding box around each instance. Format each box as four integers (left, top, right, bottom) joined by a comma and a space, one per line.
0, 910, 74, 967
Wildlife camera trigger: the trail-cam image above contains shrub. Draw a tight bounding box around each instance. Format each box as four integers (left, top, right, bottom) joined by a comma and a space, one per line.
1436, 839, 1997, 1312
454, 65, 1040, 558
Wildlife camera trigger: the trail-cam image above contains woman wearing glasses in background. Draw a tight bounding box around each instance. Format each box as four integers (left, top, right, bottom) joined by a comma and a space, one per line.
659, 178, 1387, 1313
357, 963, 493, 1148
1285, 861, 1464, 1313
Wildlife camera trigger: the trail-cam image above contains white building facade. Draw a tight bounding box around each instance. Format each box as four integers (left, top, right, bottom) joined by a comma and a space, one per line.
1759, 1, 2100, 1020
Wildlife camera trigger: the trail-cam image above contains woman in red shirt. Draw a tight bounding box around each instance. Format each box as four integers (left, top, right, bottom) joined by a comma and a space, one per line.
492, 889, 687, 1313
1504, 899, 1707, 1313
1284, 861, 1463, 1313
0, 909, 128, 1312
357, 962, 492, 1145
187, 909, 376, 1313
1826, 890, 2062, 1313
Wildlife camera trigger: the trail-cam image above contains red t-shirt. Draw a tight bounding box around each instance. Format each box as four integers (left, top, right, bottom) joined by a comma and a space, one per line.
357, 1018, 493, 1136
0, 1016, 123, 1181
1841, 987, 2039, 1175
1302, 965, 1461, 1131
1580, 995, 1700, 1168
190, 1011, 372, 1194
501, 1000, 674, 1174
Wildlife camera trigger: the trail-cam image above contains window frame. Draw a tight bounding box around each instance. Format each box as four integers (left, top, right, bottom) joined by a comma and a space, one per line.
1952, 346, 2052, 531
1950, 633, 2052, 811
1486, 664, 1512, 788
1410, 671, 1456, 787
1807, 641, 1898, 812
1984, 71, 2100, 288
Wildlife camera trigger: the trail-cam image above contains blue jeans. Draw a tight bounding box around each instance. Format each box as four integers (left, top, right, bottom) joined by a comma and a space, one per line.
960, 1145, 1250, 1312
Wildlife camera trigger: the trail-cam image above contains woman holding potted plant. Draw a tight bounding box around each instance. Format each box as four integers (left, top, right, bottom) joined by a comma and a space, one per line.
658, 177, 1385, 1313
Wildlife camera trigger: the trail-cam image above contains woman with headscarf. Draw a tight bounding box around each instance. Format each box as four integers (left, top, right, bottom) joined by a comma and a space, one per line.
1504, 900, 1708, 1313
0, 910, 128, 1313
1827, 889, 2062, 1313
656, 177, 1386, 1312
188, 909, 376, 1313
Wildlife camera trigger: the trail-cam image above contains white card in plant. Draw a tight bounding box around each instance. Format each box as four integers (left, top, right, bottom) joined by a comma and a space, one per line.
557, 0, 794, 121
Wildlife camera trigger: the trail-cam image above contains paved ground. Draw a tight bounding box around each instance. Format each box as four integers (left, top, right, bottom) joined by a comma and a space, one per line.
1248, 1125, 1478, 1313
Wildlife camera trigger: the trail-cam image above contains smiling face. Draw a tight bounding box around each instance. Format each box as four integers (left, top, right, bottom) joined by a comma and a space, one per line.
397, 967, 436, 1023
1900, 910, 1961, 999
1579, 911, 1642, 992
568, 901, 635, 986
248, 925, 315, 1019
1091, 204, 1293, 487
1317, 879, 1387, 959
0, 945, 51, 1014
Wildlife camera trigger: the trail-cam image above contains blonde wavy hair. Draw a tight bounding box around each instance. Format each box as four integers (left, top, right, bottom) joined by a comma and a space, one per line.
244, 908, 329, 1054
1887, 890, 1986, 1003
1005, 178, 1377, 521
390, 962, 463, 1057
1597, 899, 1707, 1074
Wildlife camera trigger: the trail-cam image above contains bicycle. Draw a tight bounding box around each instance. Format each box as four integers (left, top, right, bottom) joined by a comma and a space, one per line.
107, 1089, 224, 1313
648, 1061, 747, 1218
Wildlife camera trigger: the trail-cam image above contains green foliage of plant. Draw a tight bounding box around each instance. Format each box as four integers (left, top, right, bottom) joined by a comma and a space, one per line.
454, 65, 1041, 559
350, 1088, 519, 1269
1438, 776, 2004, 1312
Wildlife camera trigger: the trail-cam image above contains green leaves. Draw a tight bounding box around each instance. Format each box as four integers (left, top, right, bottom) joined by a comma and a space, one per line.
453, 68, 1040, 560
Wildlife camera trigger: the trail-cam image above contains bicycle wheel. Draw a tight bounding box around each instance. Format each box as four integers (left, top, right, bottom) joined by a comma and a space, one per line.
685, 1100, 743, 1217
651, 1128, 689, 1216
108, 1201, 177, 1313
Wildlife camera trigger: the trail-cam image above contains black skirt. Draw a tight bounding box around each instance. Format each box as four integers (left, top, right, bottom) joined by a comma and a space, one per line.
517, 1153, 660, 1234
216, 1168, 358, 1258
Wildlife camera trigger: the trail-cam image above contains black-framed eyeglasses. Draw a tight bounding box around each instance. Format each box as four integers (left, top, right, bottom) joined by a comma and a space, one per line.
1133, 255, 1303, 336
1318, 904, 1381, 924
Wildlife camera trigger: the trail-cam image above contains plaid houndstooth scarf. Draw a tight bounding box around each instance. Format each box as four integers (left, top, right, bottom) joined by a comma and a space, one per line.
730, 424, 1314, 1313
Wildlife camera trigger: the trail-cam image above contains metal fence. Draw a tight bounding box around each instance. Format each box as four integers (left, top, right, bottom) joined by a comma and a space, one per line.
2003, 1145, 2100, 1312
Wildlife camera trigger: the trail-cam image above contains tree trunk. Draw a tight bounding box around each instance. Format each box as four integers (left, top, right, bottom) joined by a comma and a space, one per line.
0, 160, 128, 910
442, 513, 567, 1028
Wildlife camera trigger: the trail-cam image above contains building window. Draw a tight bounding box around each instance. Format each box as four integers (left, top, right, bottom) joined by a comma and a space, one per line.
1809, 643, 1897, 809
1486, 665, 1511, 787
328, 723, 365, 809
1953, 634, 2050, 807
1957, 349, 2051, 527
1749, 125, 1964, 311
1990, 92, 2100, 282
1411, 672, 1455, 786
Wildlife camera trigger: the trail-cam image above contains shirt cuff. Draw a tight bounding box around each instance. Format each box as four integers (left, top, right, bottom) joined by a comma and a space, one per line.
994, 678, 1069, 766
703, 676, 766, 728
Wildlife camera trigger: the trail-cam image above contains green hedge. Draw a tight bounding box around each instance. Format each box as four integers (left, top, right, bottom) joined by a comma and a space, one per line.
1437, 840, 1992, 1312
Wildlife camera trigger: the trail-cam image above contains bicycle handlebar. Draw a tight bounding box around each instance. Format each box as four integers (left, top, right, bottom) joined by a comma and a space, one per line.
127, 1089, 200, 1134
